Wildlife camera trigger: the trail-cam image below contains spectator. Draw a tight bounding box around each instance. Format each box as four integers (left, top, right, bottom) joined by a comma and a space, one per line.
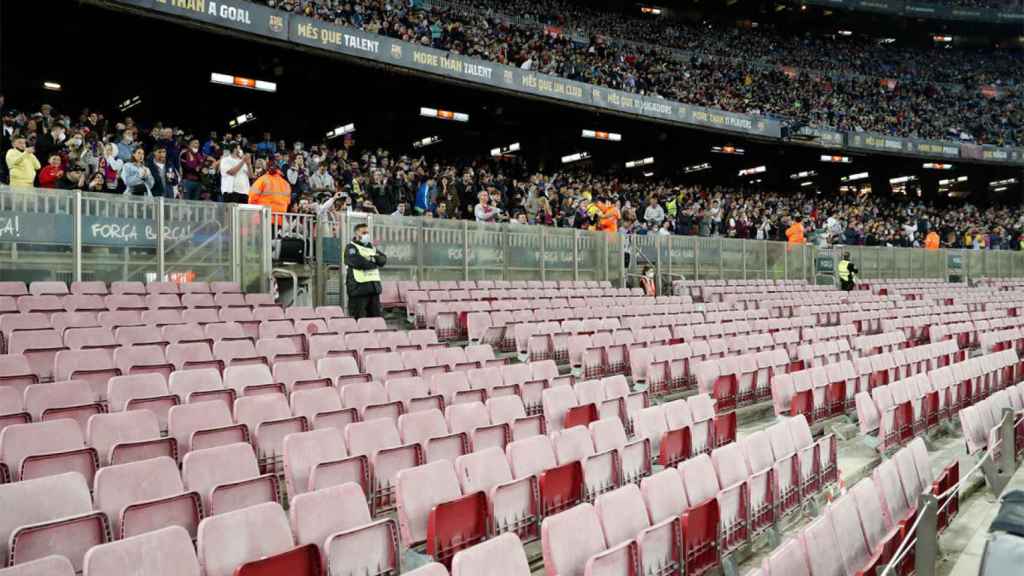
474, 190, 501, 222
147, 148, 174, 198
5, 135, 40, 188
249, 162, 292, 215
37, 154, 65, 189
121, 147, 154, 196
219, 144, 251, 203
34, 122, 65, 163
179, 138, 205, 200
785, 215, 806, 246
643, 195, 665, 228
310, 162, 336, 195
116, 129, 136, 161
925, 229, 940, 250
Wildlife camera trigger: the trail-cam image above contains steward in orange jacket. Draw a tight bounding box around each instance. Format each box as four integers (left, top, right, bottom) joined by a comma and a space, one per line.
249, 165, 292, 221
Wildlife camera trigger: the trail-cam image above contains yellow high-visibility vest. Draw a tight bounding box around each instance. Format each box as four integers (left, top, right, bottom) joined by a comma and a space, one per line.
350, 242, 381, 283
838, 260, 850, 281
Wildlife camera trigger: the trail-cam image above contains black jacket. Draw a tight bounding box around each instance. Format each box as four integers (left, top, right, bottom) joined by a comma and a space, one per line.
345, 239, 387, 297
146, 159, 171, 198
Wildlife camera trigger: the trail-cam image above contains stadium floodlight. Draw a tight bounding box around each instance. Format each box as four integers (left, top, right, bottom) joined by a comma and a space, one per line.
820, 154, 852, 163
210, 73, 277, 93
413, 136, 442, 149
625, 157, 654, 168
889, 176, 917, 184
789, 170, 817, 180
838, 30, 853, 36
420, 107, 469, 122
880, 38, 896, 44
711, 145, 744, 155
582, 129, 622, 141
561, 152, 591, 164
738, 165, 766, 177
643, 172, 655, 178
800, 181, 814, 187
938, 177, 967, 186
119, 96, 142, 113
684, 162, 711, 174
43, 81, 62, 92
640, 6, 662, 15
228, 113, 255, 129
325, 124, 356, 139
490, 143, 521, 157
841, 172, 869, 182
992, 186, 1009, 192
990, 178, 1017, 187
933, 35, 953, 43
923, 163, 954, 170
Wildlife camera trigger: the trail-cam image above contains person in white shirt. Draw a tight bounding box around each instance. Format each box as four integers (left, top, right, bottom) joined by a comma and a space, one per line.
474, 191, 501, 223
643, 196, 665, 228
219, 144, 251, 203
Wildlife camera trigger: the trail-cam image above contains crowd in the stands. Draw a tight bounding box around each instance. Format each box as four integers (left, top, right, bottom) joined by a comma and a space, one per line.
262, 0, 1023, 146
2, 99, 1022, 251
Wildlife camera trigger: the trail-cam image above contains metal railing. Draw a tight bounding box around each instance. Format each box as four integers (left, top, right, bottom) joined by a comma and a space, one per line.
0, 186, 271, 292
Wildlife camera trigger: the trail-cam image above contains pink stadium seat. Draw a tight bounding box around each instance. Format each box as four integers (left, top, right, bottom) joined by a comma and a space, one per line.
23, 379, 104, 432
86, 409, 174, 467
63, 294, 106, 312
541, 503, 631, 575
1, 555, 75, 576
182, 442, 278, 515
0, 353, 40, 397
0, 472, 107, 571
591, 417, 650, 485
224, 364, 281, 396
83, 526, 200, 576
105, 294, 147, 311
0, 282, 28, 297
70, 281, 108, 295
764, 537, 809, 576
53, 349, 121, 399
211, 282, 241, 294
399, 409, 467, 463
0, 418, 98, 483
396, 459, 486, 565
107, 373, 179, 430
454, 447, 538, 542
291, 387, 356, 432
345, 417, 423, 510
451, 533, 530, 576
110, 282, 146, 295
197, 502, 319, 576
168, 400, 247, 454
234, 393, 309, 467
93, 456, 201, 539
287, 482, 388, 572
8, 329, 64, 381
64, 326, 116, 350
283, 428, 366, 498
273, 360, 330, 393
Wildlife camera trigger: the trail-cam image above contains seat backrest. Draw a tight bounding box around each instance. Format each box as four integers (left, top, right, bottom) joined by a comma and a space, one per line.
0, 418, 87, 481
108, 372, 169, 412
540, 503, 607, 576
639, 468, 688, 524
487, 395, 527, 425
168, 368, 223, 400
283, 428, 350, 497
451, 532, 530, 576
196, 502, 296, 576
290, 388, 343, 420
453, 447, 514, 494
224, 364, 274, 394
398, 409, 449, 446
344, 418, 402, 458
234, 393, 292, 437
711, 442, 750, 488
589, 418, 628, 453
850, 477, 891, 552
445, 402, 490, 435
507, 434, 557, 479
552, 426, 596, 465
2, 555, 76, 575
93, 456, 186, 536
594, 483, 651, 547
0, 472, 93, 565
86, 410, 162, 466
396, 459, 463, 544
24, 378, 98, 421
678, 453, 721, 505
288, 483, 371, 551
765, 537, 810, 576
828, 493, 872, 576
181, 442, 261, 504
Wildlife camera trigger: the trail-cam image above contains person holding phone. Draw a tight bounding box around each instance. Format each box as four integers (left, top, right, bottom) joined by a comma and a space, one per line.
5, 135, 40, 188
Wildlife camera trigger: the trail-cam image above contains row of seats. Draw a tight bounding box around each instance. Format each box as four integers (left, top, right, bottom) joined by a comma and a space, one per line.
539, 415, 836, 576
0, 293, 279, 317
758, 439, 956, 576
959, 384, 1024, 457
0, 280, 242, 297
857, 349, 1022, 453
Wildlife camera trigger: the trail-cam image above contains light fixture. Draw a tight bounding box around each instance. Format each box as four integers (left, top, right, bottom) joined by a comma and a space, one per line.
643, 172, 655, 178
932, 35, 953, 43
712, 145, 745, 155
841, 172, 869, 182
43, 82, 62, 92
800, 181, 814, 187
326, 124, 356, 139
119, 96, 142, 112
582, 129, 622, 141
420, 107, 469, 122
561, 152, 591, 164
738, 165, 766, 176
625, 157, 654, 168
990, 178, 1017, 187
789, 170, 817, 180
490, 143, 521, 157
413, 136, 442, 149
210, 73, 277, 93
820, 154, 851, 163
923, 162, 954, 170
684, 163, 711, 174
889, 176, 917, 184
228, 113, 255, 128
838, 30, 853, 36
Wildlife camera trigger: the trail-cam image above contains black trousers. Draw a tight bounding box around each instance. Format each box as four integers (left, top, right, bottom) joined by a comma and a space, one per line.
348, 293, 382, 319
840, 278, 855, 291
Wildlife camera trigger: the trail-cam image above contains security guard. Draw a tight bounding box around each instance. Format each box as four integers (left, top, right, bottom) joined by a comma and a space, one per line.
837, 251, 858, 291
345, 223, 387, 319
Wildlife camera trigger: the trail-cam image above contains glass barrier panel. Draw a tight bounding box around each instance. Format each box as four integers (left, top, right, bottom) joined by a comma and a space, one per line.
697, 236, 722, 280
0, 187, 76, 283
507, 224, 542, 281
721, 238, 744, 280
544, 227, 576, 282
577, 230, 604, 282
78, 191, 159, 283
467, 221, 505, 281
366, 213, 419, 281
163, 198, 233, 282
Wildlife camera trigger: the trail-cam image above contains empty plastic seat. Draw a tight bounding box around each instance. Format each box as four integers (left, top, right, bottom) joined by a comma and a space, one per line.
8, 329, 63, 381
197, 502, 314, 576
287, 482, 391, 572
63, 294, 106, 312
168, 400, 246, 454
71, 281, 108, 296
93, 456, 201, 539
182, 442, 277, 515
110, 282, 146, 295
451, 533, 530, 576
0, 555, 75, 575
224, 364, 280, 396
23, 379, 103, 431
86, 409, 174, 466
283, 428, 366, 497
0, 472, 107, 571
345, 418, 423, 509
541, 503, 630, 576
211, 282, 242, 294
0, 418, 97, 483
168, 368, 233, 410
64, 326, 116, 350
166, 342, 222, 373
273, 360, 330, 394
454, 447, 538, 542
763, 537, 809, 576
83, 525, 200, 576
108, 373, 178, 430
0, 353, 38, 397
234, 393, 308, 465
